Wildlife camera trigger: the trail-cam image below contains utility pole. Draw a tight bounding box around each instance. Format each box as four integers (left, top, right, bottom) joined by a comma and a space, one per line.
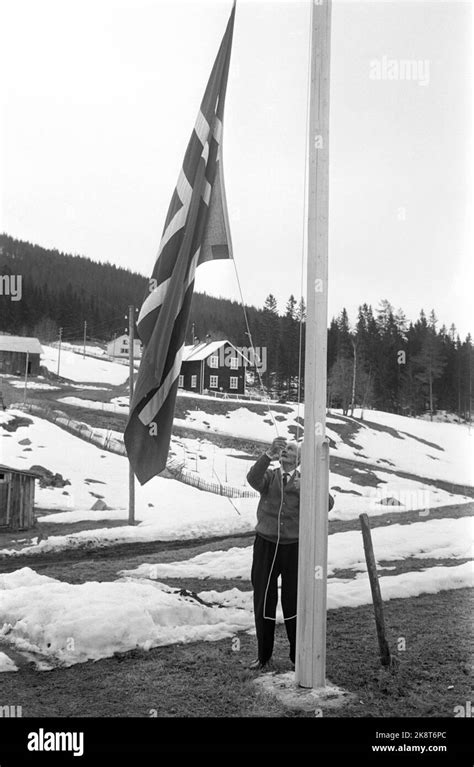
295, 0, 332, 689
83, 321, 87, 359
57, 327, 63, 377
128, 305, 136, 525
23, 352, 29, 404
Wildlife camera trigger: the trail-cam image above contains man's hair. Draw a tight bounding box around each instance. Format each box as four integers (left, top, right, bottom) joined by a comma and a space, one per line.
283, 440, 301, 466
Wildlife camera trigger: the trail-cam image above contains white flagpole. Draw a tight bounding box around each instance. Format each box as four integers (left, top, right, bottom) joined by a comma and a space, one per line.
128, 304, 136, 525
295, 0, 332, 689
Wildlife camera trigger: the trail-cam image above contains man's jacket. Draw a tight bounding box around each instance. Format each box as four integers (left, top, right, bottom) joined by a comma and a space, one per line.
247, 454, 335, 544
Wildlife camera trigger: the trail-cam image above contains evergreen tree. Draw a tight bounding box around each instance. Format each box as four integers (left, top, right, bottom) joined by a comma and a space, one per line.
412, 327, 447, 418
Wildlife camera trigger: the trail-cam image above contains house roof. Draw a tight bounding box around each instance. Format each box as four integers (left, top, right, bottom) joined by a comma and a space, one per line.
0, 464, 42, 478
182, 340, 227, 362
182, 340, 254, 364
0, 335, 43, 355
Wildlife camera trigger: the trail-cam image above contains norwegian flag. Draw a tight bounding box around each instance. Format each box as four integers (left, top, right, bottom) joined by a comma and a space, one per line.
125, 5, 235, 485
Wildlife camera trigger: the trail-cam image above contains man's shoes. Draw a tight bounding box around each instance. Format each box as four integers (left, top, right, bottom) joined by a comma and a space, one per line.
248, 658, 272, 672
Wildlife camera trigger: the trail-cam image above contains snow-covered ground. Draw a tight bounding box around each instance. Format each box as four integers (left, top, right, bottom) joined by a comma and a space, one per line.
60, 343, 106, 357
55, 388, 472, 487
0, 408, 470, 560
120, 516, 473, 581
0, 410, 257, 553
5, 378, 61, 391
41, 345, 130, 385
174, 405, 472, 487
0, 652, 18, 672
0, 562, 471, 669
0, 386, 472, 672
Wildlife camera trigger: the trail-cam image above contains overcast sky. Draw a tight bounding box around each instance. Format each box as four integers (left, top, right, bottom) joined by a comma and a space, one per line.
0, 0, 472, 336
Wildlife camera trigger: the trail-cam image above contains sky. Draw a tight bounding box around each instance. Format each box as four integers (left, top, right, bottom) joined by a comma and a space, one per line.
0, 0, 472, 336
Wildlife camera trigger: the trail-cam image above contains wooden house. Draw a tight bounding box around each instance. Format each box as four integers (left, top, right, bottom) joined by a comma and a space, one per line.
0, 464, 40, 531
106, 334, 142, 359
179, 340, 252, 395
0, 336, 43, 376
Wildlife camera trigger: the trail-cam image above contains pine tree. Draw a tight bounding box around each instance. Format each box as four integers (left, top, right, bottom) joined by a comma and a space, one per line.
412, 327, 447, 419
280, 295, 299, 397
261, 294, 280, 392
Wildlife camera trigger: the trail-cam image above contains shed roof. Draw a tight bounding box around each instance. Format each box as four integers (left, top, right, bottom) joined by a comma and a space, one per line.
0, 464, 42, 478
0, 336, 43, 354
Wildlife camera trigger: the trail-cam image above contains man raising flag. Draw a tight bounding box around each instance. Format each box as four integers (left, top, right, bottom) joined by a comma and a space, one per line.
125, 4, 235, 485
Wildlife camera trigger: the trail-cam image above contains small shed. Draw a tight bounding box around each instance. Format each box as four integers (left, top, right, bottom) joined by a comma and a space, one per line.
0, 336, 43, 376
0, 464, 40, 530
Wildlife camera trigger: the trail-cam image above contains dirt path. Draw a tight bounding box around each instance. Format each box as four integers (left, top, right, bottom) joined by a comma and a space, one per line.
1, 502, 472, 580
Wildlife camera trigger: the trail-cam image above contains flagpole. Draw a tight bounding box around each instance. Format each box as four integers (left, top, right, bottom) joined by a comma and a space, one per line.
295, 0, 332, 689
128, 304, 136, 525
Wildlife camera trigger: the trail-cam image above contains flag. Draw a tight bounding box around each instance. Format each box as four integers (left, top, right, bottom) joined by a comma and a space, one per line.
124, 5, 235, 485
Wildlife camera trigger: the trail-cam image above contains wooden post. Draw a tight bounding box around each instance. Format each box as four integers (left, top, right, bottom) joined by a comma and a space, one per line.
57, 327, 62, 377
295, 0, 332, 689
128, 305, 136, 525
359, 513, 391, 667
23, 351, 29, 404
83, 321, 87, 359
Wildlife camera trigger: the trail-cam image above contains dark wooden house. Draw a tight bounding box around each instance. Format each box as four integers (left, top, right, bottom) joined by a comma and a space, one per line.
0, 465, 40, 531
179, 340, 252, 395
0, 336, 43, 376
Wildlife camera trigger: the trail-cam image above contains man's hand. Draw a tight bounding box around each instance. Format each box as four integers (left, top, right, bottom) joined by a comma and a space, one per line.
266, 437, 287, 460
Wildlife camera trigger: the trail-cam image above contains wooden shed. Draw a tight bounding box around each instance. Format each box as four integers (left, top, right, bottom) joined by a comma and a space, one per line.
0, 464, 40, 531
0, 336, 43, 376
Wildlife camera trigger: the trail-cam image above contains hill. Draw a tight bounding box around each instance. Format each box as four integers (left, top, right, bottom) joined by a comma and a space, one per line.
0, 234, 264, 349
1, 234, 472, 417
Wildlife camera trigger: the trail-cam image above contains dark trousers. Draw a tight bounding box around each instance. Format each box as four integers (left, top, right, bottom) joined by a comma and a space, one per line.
251, 534, 298, 664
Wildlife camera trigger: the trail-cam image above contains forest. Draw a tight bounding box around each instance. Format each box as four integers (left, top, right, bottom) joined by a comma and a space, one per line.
1, 234, 472, 418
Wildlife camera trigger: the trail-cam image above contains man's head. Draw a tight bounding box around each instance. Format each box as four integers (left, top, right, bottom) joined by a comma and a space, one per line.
280, 441, 301, 472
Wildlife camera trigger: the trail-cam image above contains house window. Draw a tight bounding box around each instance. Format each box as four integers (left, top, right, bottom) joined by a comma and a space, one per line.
209, 355, 218, 368
178, 375, 184, 388
210, 375, 218, 388
230, 376, 238, 390
121, 348, 128, 354
191, 375, 197, 388
230, 357, 238, 369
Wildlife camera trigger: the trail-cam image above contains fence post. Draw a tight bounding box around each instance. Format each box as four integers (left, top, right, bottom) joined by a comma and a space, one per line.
359, 513, 392, 667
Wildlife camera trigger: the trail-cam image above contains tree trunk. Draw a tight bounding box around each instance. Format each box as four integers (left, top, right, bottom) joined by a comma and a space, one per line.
429, 368, 433, 421
350, 340, 357, 417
